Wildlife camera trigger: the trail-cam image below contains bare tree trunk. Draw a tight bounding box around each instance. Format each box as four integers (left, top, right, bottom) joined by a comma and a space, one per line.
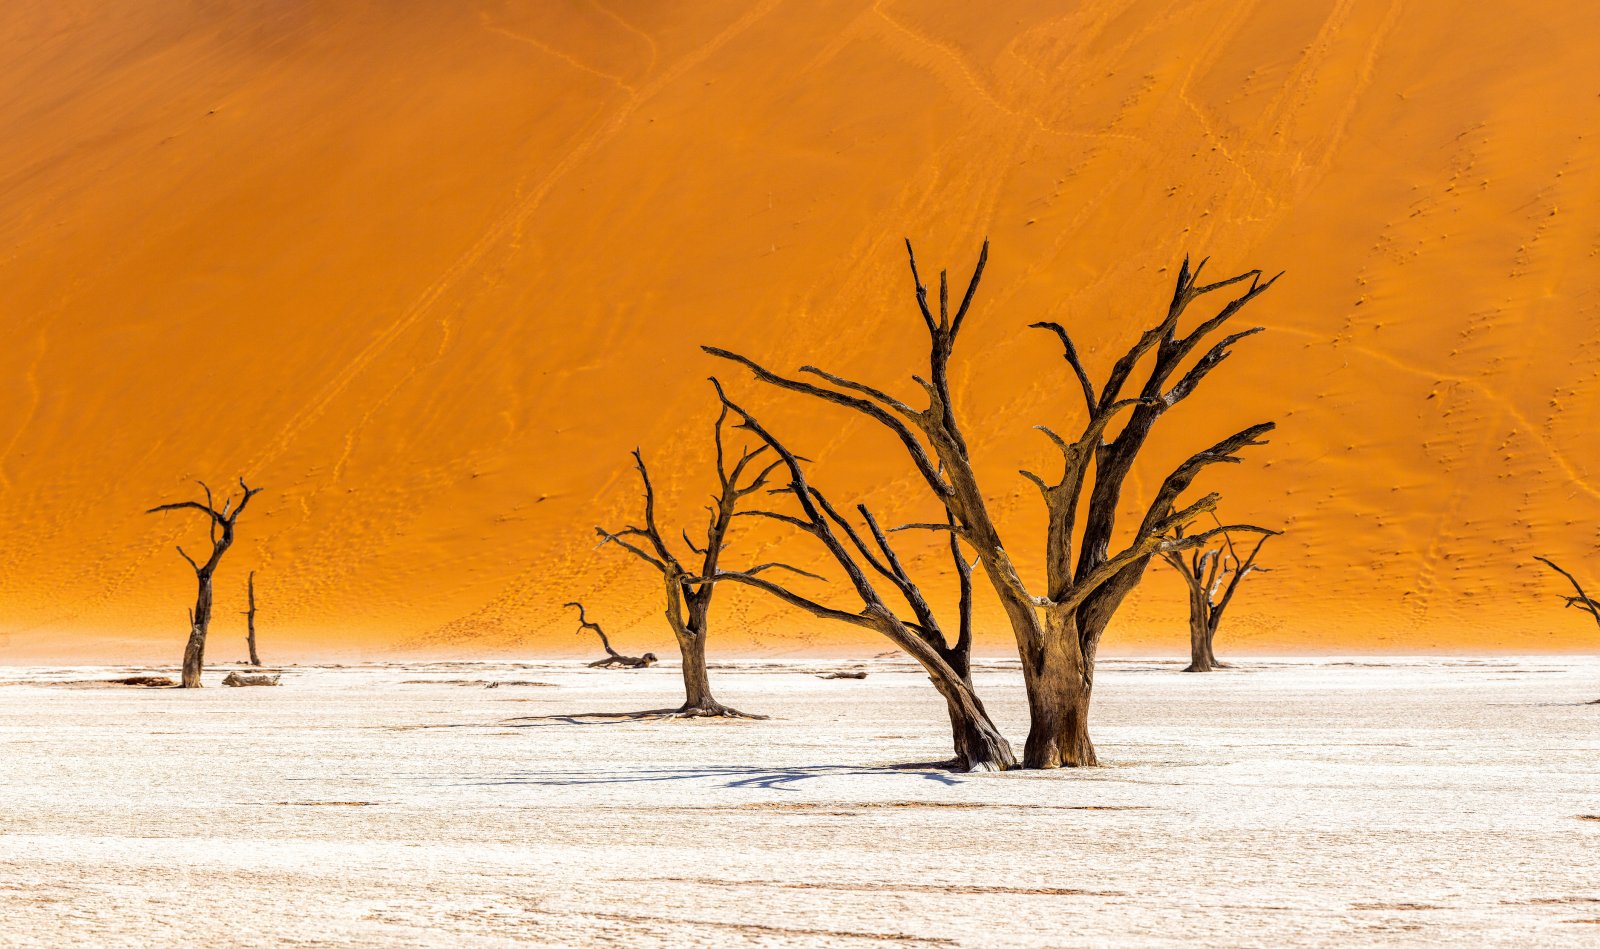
1022, 623, 1097, 768
1185, 620, 1214, 672
935, 676, 1016, 772
676, 628, 717, 711
1184, 585, 1214, 672
182, 574, 214, 688
245, 571, 260, 667
667, 605, 760, 718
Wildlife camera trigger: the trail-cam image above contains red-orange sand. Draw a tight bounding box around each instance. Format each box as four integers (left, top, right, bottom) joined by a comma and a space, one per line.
1, 1, 1597, 660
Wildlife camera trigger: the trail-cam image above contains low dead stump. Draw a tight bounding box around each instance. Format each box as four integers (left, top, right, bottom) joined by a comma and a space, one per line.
816, 671, 867, 680
111, 676, 176, 687
222, 671, 281, 687
588, 652, 658, 669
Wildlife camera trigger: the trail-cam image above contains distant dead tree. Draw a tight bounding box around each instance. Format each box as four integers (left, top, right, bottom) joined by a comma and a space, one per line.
594, 401, 783, 718
566, 601, 657, 668
1535, 556, 1600, 631
242, 571, 261, 667
709, 243, 1278, 767
1160, 520, 1274, 672
705, 379, 1016, 770
147, 479, 262, 688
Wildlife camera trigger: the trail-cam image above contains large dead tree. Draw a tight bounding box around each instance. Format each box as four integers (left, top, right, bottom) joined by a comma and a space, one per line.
242, 571, 261, 667
566, 601, 657, 668
708, 243, 1278, 767
595, 404, 782, 717
710, 379, 1011, 768
706, 379, 1016, 771
1535, 556, 1600, 631
1160, 521, 1273, 672
147, 479, 262, 688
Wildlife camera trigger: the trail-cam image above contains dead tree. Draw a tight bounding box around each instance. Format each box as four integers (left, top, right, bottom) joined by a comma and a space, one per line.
242, 571, 261, 666
594, 401, 782, 717
1160, 521, 1274, 672
1535, 556, 1600, 631
708, 243, 1278, 767
147, 479, 262, 688
706, 379, 1016, 771
567, 601, 657, 668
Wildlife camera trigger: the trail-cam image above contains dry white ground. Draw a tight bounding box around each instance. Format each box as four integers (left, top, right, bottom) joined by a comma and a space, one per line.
1, 656, 1597, 947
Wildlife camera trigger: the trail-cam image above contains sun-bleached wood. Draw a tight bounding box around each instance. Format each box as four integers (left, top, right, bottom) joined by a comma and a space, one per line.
147, 479, 262, 688
707, 244, 1279, 767
1160, 521, 1274, 672
566, 601, 657, 668
242, 571, 261, 667
705, 379, 1016, 771
1535, 557, 1600, 630
595, 399, 780, 718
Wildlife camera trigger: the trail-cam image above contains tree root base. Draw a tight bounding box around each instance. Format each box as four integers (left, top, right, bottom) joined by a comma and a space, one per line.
668, 703, 768, 720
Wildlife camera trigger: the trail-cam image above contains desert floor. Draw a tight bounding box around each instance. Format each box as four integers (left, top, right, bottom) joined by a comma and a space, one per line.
1, 656, 1597, 947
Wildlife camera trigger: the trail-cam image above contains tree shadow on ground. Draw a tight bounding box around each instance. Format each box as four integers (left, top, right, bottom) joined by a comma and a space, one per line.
462, 762, 965, 789
502, 708, 768, 727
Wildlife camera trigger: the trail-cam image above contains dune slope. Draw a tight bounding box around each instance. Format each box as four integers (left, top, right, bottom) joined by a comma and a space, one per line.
1, 0, 1597, 657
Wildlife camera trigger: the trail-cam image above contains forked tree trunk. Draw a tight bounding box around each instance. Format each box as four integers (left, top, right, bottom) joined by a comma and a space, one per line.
1022, 620, 1097, 768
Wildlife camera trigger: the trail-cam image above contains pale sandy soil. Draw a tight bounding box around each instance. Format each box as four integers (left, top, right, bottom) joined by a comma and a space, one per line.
1, 657, 1598, 946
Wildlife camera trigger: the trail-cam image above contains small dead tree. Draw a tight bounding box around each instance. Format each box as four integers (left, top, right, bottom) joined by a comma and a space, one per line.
1159, 521, 1274, 672
1535, 556, 1600, 631
594, 402, 782, 717
709, 243, 1278, 767
147, 479, 262, 688
567, 601, 657, 668
242, 571, 261, 667
706, 380, 1016, 771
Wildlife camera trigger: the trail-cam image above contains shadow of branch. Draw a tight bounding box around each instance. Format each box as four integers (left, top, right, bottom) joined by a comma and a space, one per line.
461, 762, 965, 789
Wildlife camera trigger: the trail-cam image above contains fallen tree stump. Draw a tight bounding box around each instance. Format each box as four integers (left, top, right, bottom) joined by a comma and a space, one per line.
111, 676, 176, 687
588, 653, 658, 669
567, 601, 657, 668
816, 671, 868, 680
222, 671, 280, 687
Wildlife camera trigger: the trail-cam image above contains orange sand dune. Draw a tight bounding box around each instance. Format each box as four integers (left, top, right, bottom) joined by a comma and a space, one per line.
1, 0, 1597, 660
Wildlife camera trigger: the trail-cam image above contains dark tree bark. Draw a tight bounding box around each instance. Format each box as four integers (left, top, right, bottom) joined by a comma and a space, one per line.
1535, 557, 1600, 631
708, 244, 1279, 768
595, 401, 781, 718
147, 479, 262, 688
705, 380, 1016, 772
566, 601, 657, 668
1159, 523, 1273, 672
243, 571, 261, 667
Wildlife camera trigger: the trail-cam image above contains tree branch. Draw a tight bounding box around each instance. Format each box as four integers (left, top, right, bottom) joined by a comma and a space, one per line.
1029, 321, 1096, 415
704, 347, 952, 497
950, 239, 988, 338
1536, 556, 1600, 630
